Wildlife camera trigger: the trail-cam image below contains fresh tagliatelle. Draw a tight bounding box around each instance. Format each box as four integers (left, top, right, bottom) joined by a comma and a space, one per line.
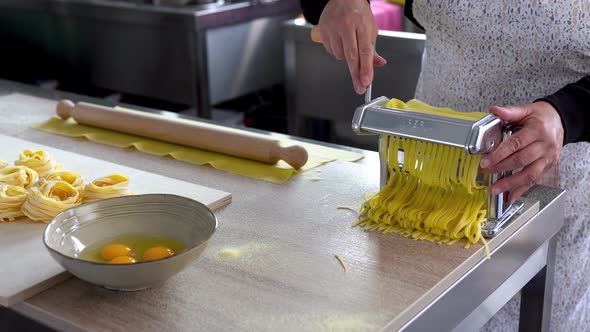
0, 184, 28, 222
38, 171, 85, 192
21, 180, 82, 222
83, 174, 132, 202
0, 149, 131, 223
15, 149, 60, 177
0, 166, 39, 189
357, 99, 489, 251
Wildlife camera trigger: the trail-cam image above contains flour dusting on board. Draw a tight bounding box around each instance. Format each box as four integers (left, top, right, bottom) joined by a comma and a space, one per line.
239, 311, 387, 332
316, 312, 386, 331
302, 168, 322, 182
214, 242, 268, 262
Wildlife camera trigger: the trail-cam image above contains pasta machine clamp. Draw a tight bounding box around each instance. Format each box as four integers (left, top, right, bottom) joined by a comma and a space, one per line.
351, 97, 524, 238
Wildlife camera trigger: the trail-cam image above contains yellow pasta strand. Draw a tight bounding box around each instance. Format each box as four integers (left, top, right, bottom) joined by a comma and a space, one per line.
335, 253, 348, 273
0, 166, 39, 189
0, 184, 28, 222
83, 174, 131, 202
15, 149, 60, 177
359, 99, 489, 250
0, 161, 7, 169
22, 180, 82, 222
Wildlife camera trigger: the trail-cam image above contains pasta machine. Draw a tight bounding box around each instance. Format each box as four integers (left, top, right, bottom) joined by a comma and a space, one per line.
351, 96, 524, 238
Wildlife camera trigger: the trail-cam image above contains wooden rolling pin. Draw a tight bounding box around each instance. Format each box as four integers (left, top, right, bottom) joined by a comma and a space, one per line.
56, 100, 309, 169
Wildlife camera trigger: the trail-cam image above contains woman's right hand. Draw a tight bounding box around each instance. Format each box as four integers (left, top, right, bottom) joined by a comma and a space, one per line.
316, 0, 387, 95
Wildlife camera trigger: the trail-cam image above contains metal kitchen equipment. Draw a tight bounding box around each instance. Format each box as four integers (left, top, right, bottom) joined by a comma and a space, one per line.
352, 96, 524, 238
0, 0, 300, 118
283, 20, 426, 149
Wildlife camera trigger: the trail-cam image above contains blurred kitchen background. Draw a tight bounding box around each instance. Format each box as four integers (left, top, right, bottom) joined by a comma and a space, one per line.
0, 0, 425, 151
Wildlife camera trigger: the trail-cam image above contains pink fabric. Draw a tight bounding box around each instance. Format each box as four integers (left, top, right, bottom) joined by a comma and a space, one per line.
371, 1, 403, 31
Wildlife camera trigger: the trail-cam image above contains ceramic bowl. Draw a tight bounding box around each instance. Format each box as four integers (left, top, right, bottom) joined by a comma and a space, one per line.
43, 194, 217, 291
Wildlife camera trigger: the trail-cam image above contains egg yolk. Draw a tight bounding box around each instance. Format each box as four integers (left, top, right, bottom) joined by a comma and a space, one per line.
101, 244, 132, 261
143, 246, 174, 261
110, 256, 137, 264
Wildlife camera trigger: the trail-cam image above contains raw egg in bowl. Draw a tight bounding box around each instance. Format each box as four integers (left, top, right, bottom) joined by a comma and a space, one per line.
43, 194, 217, 291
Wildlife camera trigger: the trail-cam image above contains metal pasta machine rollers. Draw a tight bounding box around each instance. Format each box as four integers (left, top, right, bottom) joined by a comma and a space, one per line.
352, 96, 524, 238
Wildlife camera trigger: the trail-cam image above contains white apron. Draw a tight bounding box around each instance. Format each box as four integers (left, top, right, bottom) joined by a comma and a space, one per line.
411, 1, 590, 330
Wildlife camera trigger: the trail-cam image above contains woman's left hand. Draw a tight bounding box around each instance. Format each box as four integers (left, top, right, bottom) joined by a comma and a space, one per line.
480, 101, 564, 203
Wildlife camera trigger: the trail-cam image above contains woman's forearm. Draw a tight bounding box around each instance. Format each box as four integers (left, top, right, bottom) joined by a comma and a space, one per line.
539, 75, 590, 144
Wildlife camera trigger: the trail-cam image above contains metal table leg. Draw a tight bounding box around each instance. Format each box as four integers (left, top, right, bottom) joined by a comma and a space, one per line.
519, 235, 558, 332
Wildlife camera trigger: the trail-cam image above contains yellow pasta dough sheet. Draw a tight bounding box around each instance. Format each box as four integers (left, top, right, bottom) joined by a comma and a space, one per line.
33, 117, 364, 184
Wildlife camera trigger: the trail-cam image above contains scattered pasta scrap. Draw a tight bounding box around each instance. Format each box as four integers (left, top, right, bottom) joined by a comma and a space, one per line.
334, 253, 348, 273
83, 174, 131, 203
0, 161, 7, 169
303, 169, 322, 182
357, 99, 490, 252
0, 149, 131, 223
336, 206, 358, 213
0, 184, 28, 222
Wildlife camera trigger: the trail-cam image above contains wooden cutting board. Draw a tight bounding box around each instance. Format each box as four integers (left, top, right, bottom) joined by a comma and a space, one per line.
0, 134, 232, 306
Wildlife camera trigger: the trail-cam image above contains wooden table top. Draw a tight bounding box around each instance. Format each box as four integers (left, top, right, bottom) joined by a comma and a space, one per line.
0, 88, 550, 332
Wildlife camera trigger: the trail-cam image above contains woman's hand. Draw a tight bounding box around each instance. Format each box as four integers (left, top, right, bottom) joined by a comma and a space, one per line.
317, 0, 387, 94
480, 101, 564, 203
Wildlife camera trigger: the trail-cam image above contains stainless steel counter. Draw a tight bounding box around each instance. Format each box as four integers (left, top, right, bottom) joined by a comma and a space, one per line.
0, 0, 300, 117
